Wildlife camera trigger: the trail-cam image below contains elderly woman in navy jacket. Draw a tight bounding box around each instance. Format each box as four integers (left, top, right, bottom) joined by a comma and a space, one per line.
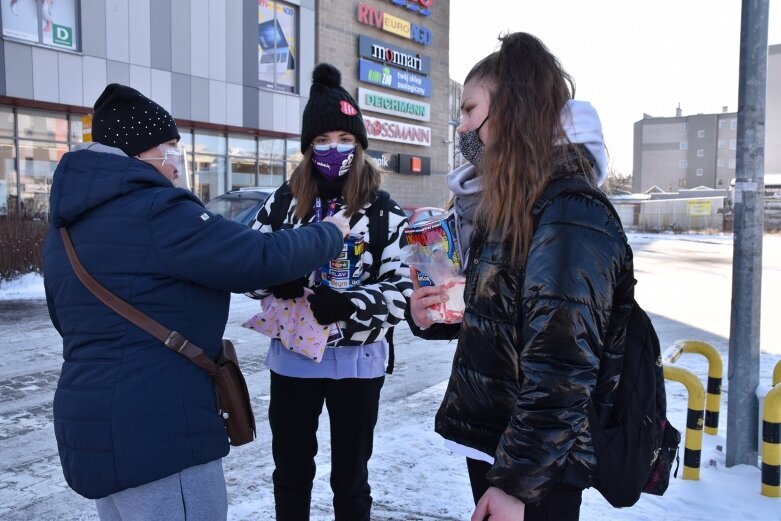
43, 84, 349, 521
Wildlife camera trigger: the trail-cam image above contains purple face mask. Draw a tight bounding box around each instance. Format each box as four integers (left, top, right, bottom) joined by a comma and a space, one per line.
311, 144, 356, 181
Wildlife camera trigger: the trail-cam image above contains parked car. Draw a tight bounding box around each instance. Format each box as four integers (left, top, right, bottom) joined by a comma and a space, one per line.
204, 187, 275, 226
403, 206, 446, 225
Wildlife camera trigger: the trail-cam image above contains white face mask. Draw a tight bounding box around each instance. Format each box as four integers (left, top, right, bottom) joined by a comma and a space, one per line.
145, 145, 185, 173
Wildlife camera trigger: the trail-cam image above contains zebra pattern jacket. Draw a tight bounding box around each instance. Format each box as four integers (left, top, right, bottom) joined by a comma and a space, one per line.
246, 182, 413, 346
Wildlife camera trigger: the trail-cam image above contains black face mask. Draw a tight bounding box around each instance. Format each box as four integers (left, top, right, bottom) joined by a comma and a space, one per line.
458, 115, 489, 166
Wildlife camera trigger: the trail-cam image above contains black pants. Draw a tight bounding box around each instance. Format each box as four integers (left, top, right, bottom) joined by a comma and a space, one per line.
466, 458, 582, 521
269, 371, 384, 521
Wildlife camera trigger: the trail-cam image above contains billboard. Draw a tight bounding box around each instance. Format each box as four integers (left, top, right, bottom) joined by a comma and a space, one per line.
1, 0, 79, 51
258, 0, 297, 93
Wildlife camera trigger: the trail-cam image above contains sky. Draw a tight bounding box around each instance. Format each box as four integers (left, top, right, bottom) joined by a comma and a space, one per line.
449, 0, 781, 177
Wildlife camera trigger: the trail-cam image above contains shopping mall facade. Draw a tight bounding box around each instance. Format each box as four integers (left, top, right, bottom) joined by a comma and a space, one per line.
0, 0, 451, 218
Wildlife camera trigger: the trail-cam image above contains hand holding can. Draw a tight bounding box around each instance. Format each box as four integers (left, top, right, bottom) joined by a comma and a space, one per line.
323, 214, 350, 238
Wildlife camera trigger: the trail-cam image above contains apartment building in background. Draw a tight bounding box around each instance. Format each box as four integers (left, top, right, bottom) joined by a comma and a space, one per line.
633, 43, 781, 194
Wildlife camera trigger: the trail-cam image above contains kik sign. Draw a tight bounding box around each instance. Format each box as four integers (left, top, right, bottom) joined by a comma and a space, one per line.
357, 3, 432, 45
358, 59, 431, 98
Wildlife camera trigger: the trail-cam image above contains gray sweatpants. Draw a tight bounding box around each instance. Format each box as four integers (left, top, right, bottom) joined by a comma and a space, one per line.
95, 459, 227, 521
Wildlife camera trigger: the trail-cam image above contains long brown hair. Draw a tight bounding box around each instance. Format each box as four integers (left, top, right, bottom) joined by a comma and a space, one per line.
468, 32, 576, 264
289, 146, 382, 220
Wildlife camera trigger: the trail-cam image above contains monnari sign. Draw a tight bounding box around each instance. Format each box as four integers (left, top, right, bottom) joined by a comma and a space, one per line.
358, 59, 431, 98
357, 3, 432, 45
364, 115, 431, 147
358, 87, 431, 122
358, 35, 431, 75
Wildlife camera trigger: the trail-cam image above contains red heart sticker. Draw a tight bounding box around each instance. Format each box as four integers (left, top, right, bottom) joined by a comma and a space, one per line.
340, 101, 358, 116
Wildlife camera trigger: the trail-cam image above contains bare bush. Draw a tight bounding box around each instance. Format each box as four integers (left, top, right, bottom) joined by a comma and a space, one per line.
0, 216, 48, 281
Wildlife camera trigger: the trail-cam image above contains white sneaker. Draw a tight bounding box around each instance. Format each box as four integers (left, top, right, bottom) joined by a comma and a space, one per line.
10, 2, 18, 16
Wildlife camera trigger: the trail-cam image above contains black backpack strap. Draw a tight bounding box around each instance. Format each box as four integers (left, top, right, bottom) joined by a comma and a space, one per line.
365, 190, 396, 374
367, 190, 391, 281
267, 183, 293, 231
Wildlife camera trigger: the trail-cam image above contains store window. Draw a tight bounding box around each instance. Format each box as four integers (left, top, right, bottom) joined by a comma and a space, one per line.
0, 109, 80, 218
1, 0, 80, 51
257, 137, 285, 187
229, 135, 258, 190
18, 110, 68, 141
258, 0, 298, 94
192, 131, 227, 202
18, 140, 67, 218
285, 139, 303, 178
0, 108, 13, 137
193, 154, 226, 203
0, 139, 16, 216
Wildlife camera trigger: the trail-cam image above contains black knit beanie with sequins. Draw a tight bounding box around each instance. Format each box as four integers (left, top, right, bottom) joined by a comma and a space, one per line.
300, 64, 368, 153
91, 83, 180, 157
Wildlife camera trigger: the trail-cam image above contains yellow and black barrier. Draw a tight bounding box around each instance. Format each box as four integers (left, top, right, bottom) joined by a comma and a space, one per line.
662, 364, 705, 480
665, 340, 723, 435
773, 360, 781, 387
762, 382, 781, 497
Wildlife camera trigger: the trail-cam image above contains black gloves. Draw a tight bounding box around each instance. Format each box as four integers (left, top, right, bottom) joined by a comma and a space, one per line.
269, 277, 308, 300
307, 285, 356, 325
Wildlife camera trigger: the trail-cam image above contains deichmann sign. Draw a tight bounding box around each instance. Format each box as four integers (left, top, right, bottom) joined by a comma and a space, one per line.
357, 3, 432, 45
358, 87, 430, 122
359, 59, 431, 98
364, 115, 431, 147
358, 35, 431, 75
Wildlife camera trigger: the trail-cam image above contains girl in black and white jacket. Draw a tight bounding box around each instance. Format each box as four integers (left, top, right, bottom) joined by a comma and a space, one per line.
246, 63, 411, 521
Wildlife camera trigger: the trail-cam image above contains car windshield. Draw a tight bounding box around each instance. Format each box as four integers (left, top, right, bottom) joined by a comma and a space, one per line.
206, 196, 262, 222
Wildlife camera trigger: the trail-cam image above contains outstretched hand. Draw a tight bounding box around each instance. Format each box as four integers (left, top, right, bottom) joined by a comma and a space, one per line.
471, 486, 525, 521
323, 214, 351, 237
408, 267, 449, 329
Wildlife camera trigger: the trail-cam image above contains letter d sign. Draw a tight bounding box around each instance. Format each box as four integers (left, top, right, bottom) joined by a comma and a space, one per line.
52, 24, 73, 47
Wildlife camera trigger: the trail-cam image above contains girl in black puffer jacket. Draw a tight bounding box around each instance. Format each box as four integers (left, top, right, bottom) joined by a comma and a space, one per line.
407, 32, 634, 521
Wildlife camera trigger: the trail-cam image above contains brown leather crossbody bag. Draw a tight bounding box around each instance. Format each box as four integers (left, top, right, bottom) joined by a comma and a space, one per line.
59, 228, 256, 446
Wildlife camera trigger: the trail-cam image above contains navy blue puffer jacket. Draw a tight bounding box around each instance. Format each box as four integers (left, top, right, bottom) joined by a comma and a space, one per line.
43, 145, 343, 499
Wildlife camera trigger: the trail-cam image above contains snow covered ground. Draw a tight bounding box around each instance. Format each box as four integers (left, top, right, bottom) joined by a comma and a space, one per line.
0, 232, 779, 520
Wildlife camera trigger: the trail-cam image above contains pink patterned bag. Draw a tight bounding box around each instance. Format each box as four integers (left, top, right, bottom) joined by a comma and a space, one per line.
241, 288, 331, 362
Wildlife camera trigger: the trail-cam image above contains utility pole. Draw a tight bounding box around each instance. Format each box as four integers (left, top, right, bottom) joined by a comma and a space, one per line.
726, 0, 768, 467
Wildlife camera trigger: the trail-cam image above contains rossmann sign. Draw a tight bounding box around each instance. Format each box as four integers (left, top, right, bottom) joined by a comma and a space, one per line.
364, 115, 431, 147
358, 87, 430, 122
358, 35, 431, 75
357, 3, 432, 45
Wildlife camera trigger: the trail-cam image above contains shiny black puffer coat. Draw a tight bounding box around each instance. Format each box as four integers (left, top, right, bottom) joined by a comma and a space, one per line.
413, 171, 634, 505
